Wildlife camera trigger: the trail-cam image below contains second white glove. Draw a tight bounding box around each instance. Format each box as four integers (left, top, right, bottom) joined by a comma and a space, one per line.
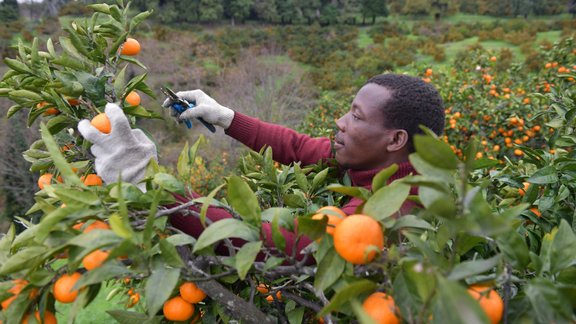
78, 103, 158, 191
162, 89, 235, 130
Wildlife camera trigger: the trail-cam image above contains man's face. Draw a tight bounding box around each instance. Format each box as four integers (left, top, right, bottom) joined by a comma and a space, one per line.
334, 83, 398, 170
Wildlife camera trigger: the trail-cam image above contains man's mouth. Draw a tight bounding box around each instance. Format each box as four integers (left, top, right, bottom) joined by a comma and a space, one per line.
334, 135, 344, 149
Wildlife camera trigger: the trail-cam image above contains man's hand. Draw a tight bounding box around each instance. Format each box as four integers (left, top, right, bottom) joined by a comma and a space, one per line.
78, 103, 158, 191
162, 89, 235, 130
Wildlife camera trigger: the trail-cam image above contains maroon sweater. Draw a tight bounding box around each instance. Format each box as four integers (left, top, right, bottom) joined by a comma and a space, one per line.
169, 112, 418, 261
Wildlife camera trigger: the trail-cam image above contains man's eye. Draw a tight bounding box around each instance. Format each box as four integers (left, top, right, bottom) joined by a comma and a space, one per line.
352, 114, 360, 120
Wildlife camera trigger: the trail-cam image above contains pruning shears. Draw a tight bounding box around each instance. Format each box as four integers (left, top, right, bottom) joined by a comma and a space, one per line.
161, 87, 216, 133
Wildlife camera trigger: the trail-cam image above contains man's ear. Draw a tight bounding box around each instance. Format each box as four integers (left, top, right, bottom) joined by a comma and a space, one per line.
387, 129, 409, 152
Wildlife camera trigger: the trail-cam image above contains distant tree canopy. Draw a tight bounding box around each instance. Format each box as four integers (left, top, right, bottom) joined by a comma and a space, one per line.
0, 0, 19, 22
16, 0, 576, 24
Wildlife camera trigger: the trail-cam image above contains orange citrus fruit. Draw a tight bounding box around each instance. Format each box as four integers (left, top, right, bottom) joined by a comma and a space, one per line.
467, 285, 504, 324
256, 283, 269, 294
82, 249, 110, 271
518, 182, 530, 196
22, 310, 57, 324
362, 292, 400, 324
53, 272, 82, 303
312, 206, 346, 235
83, 220, 110, 233
38, 173, 63, 190
90, 113, 111, 134
1, 279, 28, 310
67, 98, 80, 106
333, 214, 384, 264
125, 91, 141, 106
265, 291, 282, 303
127, 292, 140, 308
81, 174, 103, 186
163, 296, 194, 321
179, 282, 207, 304
120, 38, 141, 56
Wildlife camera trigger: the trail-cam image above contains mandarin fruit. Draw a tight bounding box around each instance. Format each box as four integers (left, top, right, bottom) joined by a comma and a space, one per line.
22, 310, 57, 324
362, 292, 400, 324
125, 91, 141, 106
179, 282, 207, 304
82, 249, 110, 270
38, 173, 63, 190
120, 38, 141, 56
90, 113, 111, 134
333, 214, 384, 264
163, 296, 194, 321
53, 272, 82, 303
312, 206, 346, 235
467, 285, 504, 324
81, 174, 103, 186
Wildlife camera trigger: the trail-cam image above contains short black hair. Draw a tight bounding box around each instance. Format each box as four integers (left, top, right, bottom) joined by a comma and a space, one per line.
367, 74, 445, 152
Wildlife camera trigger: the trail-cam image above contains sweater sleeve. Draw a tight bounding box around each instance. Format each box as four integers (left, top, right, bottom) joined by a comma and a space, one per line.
169, 192, 313, 263
225, 112, 333, 166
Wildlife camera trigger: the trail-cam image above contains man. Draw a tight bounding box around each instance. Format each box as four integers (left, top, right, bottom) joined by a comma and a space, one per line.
78, 73, 445, 259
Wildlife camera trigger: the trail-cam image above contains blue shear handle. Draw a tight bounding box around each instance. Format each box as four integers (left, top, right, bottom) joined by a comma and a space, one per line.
172, 103, 193, 129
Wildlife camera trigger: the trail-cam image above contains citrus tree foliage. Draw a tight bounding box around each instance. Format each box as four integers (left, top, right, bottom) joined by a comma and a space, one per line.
0, 2, 575, 323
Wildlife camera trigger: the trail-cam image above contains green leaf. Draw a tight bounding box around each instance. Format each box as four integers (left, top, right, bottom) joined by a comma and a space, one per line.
294, 163, 309, 192
527, 166, 558, 184
54, 188, 99, 205
68, 230, 123, 248
40, 123, 83, 186
227, 176, 261, 225
526, 278, 574, 323
109, 213, 135, 240
0, 246, 47, 275
414, 135, 459, 170
371, 164, 399, 192
549, 219, 576, 274
193, 219, 259, 252
153, 173, 185, 195
34, 207, 74, 243
271, 214, 286, 252
159, 239, 185, 268
431, 276, 488, 324
447, 255, 500, 281
326, 184, 371, 200
177, 141, 191, 180
145, 265, 180, 318
88, 3, 111, 14
143, 190, 163, 249
108, 310, 162, 324
314, 248, 345, 291
129, 11, 152, 32
496, 231, 530, 268
311, 168, 329, 191
297, 216, 327, 241
76, 262, 130, 288
235, 241, 262, 280
391, 215, 435, 231
114, 64, 127, 99
319, 279, 377, 316
363, 181, 410, 221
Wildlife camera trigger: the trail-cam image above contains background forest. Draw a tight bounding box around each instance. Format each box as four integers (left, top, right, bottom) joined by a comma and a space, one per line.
0, 0, 574, 323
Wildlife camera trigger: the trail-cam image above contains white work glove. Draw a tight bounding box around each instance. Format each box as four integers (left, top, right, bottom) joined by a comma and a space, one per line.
77, 103, 158, 191
162, 89, 235, 130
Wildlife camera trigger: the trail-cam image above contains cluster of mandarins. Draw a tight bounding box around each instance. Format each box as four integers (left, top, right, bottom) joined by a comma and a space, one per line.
312, 206, 504, 324
162, 282, 205, 322
0, 37, 150, 324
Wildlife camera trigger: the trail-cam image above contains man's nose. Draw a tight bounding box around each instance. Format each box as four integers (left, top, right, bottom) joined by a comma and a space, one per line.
336, 114, 346, 131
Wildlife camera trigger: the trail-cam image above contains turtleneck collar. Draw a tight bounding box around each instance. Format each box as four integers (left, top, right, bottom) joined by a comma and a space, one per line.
347, 160, 416, 189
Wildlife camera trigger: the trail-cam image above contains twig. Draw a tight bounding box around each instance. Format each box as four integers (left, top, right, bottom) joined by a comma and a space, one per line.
186, 258, 275, 323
